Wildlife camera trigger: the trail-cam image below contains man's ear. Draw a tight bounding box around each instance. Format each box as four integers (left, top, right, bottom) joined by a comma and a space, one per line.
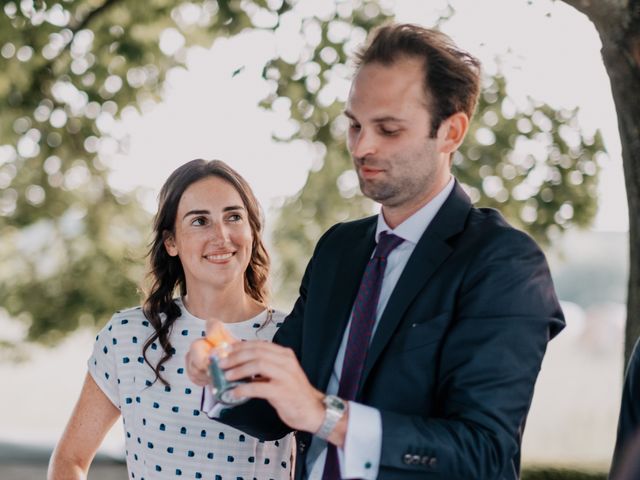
437, 111, 469, 155
163, 231, 178, 257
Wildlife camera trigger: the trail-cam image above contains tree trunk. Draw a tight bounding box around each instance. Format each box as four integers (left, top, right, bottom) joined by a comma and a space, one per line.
597, 14, 640, 366
561, 0, 640, 365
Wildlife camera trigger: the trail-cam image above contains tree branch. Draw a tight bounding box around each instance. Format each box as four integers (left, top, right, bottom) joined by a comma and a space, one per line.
560, 0, 639, 83
559, 0, 625, 27
25, 0, 124, 104
68, 0, 122, 35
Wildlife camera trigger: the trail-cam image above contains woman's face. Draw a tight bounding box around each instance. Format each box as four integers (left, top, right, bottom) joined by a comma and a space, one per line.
164, 176, 253, 294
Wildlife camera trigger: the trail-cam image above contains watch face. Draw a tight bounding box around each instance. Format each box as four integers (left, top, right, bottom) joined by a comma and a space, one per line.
325, 396, 346, 411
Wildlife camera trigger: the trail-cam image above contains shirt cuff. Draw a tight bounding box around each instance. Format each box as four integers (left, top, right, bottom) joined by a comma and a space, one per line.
201, 386, 226, 418
337, 401, 382, 479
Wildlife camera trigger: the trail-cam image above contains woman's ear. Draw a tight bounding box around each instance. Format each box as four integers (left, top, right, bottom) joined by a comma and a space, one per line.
163, 231, 178, 257
437, 111, 469, 155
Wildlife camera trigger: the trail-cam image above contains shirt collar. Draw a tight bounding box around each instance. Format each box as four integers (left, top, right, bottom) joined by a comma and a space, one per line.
375, 175, 455, 245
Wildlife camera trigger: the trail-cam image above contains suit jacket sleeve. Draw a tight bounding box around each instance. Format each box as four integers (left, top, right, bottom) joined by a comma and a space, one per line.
217, 224, 341, 441
611, 337, 640, 477
378, 228, 564, 479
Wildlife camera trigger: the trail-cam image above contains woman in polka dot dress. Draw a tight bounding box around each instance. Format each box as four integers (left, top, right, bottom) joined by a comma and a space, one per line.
48, 159, 294, 480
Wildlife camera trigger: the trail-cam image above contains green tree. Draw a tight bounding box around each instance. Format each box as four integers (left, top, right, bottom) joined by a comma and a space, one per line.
557, 0, 640, 364
268, 13, 604, 304
0, 0, 605, 348
0, 0, 286, 347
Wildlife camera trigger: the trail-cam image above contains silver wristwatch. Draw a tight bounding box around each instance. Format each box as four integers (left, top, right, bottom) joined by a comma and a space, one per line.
315, 395, 347, 440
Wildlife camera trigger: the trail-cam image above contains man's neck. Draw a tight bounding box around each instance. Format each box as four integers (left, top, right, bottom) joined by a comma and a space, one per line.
382, 175, 452, 229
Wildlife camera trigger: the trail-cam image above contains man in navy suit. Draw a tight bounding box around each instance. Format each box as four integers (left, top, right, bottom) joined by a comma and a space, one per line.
187, 23, 564, 479
610, 338, 640, 479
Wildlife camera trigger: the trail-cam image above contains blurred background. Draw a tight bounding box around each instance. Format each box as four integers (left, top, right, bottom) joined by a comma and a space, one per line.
0, 0, 630, 478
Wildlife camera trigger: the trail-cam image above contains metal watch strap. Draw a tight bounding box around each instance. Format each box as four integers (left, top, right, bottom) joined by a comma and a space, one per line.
315, 395, 346, 440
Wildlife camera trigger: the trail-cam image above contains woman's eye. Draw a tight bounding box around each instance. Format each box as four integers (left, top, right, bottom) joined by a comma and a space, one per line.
227, 214, 242, 222
191, 217, 207, 226
349, 123, 361, 131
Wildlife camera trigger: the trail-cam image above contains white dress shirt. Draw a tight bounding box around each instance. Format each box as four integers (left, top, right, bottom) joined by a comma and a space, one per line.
305, 176, 455, 480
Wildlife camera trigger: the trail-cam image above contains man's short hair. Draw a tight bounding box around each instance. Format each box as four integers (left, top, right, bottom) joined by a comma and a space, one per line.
354, 23, 482, 137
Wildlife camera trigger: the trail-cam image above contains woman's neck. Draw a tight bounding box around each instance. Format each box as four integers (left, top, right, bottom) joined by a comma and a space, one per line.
182, 285, 264, 324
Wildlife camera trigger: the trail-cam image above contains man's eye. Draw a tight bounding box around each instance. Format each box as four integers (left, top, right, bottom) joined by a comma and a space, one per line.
380, 127, 399, 136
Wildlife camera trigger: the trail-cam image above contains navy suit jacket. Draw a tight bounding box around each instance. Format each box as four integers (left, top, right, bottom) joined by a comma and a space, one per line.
610, 337, 640, 479
220, 182, 565, 479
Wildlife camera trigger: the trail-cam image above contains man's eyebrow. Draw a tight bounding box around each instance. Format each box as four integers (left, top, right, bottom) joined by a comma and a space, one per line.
343, 110, 406, 123
372, 115, 406, 124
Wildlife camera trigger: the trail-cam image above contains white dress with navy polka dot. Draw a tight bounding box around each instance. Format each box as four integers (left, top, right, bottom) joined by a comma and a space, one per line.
88, 298, 293, 480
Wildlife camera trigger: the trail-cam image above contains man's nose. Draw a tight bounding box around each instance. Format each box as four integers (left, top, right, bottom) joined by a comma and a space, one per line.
349, 129, 377, 159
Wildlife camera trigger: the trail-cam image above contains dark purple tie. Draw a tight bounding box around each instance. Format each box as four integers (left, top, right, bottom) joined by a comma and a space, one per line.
321, 231, 404, 480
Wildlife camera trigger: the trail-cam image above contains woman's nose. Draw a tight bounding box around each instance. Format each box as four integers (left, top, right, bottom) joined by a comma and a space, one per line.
209, 223, 229, 244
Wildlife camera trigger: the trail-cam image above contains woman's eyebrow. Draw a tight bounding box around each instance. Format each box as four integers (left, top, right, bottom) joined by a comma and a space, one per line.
183, 205, 245, 219
223, 205, 245, 212
183, 209, 209, 219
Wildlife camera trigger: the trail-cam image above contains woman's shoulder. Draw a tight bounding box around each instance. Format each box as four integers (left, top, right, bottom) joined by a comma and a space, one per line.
110, 305, 147, 324
113, 304, 145, 317
270, 309, 287, 326
254, 308, 287, 340
100, 305, 151, 337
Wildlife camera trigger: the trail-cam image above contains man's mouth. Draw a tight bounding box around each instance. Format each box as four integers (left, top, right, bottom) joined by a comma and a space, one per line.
360, 166, 385, 178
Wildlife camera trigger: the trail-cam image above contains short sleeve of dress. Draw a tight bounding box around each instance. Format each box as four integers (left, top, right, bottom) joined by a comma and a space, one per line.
253, 309, 287, 341
87, 314, 121, 409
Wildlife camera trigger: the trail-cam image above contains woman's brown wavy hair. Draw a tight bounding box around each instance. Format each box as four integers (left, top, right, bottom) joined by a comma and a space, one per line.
142, 159, 270, 385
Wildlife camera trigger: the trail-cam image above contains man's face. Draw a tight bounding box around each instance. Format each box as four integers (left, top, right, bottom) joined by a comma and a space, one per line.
345, 57, 451, 220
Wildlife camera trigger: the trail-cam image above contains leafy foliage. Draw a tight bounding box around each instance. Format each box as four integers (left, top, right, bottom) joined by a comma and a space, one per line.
266, 9, 604, 303
556, 0, 640, 364
0, 0, 273, 344
456, 75, 602, 241
0, 0, 605, 343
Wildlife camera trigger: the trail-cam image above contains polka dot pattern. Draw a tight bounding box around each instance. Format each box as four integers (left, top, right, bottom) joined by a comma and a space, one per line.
88, 299, 292, 479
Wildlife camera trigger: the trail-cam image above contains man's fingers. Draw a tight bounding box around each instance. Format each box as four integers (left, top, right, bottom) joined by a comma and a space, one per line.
223, 356, 295, 383
230, 379, 280, 401
227, 340, 292, 356
219, 341, 296, 370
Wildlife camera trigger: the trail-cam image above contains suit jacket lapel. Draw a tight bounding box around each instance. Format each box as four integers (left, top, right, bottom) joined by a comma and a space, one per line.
311, 218, 377, 390
359, 182, 472, 393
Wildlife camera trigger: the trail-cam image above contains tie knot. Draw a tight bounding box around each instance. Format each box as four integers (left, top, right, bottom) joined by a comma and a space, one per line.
374, 232, 404, 259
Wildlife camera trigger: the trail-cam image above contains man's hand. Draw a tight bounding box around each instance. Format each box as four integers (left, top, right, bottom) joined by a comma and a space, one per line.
219, 341, 329, 436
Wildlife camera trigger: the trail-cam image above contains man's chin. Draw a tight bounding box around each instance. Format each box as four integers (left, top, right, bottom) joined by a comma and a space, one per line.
361, 185, 398, 205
